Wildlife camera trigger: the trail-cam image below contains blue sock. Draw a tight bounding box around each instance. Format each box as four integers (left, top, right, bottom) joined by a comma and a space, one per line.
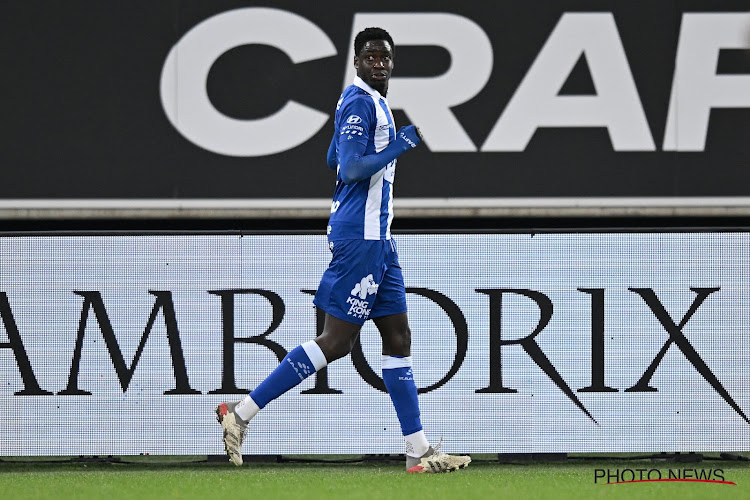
249, 341, 327, 409
382, 355, 423, 436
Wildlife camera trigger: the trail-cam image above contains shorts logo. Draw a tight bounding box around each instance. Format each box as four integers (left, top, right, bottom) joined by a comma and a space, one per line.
346, 115, 362, 124
351, 274, 378, 299
346, 274, 378, 320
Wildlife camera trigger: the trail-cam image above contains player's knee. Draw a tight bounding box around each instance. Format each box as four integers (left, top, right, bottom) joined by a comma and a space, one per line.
403, 326, 412, 345
397, 327, 411, 351
316, 331, 357, 362
385, 327, 411, 356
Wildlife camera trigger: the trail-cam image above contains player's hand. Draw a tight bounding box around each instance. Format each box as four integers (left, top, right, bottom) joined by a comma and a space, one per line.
396, 125, 422, 149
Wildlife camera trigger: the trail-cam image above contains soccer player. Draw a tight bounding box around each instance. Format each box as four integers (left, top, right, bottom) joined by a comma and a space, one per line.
216, 27, 471, 474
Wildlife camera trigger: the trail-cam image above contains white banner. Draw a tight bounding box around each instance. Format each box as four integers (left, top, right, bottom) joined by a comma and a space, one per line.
1, 232, 748, 455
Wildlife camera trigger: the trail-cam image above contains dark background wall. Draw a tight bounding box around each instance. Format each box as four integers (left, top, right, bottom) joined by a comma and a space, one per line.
1, 0, 748, 202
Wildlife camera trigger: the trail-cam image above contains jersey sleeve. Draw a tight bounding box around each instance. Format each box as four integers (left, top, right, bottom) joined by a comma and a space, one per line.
335, 97, 374, 149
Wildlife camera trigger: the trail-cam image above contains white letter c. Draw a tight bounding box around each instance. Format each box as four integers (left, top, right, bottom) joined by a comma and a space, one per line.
160, 8, 336, 157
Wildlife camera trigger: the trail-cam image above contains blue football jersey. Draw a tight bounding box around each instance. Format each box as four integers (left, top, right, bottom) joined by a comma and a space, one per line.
327, 76, 397, 241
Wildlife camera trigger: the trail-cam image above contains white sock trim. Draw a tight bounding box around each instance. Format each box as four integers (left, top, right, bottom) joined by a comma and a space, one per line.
302, 340, 328, 371
404, 430, 430, 458
382, 355, 412, 370
235, 396, 260, 422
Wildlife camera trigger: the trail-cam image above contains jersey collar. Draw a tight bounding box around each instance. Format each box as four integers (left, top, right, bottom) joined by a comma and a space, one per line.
353, 76, 386, 101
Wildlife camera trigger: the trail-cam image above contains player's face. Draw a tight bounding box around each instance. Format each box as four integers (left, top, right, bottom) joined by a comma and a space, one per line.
354, 40, 394, 96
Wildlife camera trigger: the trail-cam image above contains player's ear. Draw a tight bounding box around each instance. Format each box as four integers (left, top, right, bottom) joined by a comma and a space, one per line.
353, 56, 359, 69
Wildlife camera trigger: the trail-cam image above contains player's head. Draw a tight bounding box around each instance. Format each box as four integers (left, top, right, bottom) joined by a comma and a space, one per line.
354, 27, 394, 96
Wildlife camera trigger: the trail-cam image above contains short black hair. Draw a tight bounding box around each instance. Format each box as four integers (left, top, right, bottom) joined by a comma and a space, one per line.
354, 27, 394, 57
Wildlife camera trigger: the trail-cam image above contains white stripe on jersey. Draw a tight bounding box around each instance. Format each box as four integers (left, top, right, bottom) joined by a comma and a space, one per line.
362, 93, 395, 239
364, 173, 384, 239
371, 95, 391, 153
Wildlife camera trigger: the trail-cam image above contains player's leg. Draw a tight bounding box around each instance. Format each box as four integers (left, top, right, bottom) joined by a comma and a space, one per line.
369, 241, 428, 462
214, 335, 328, 466
216, 239, 375, 465
235, 317, 360, 418
369, 240, 426, 457
374, 312, 428, 453
371, 240, 471, 473
217, 315, 360, 466
233, 314, 359, 419
315, 313, 364, 360
375, 313, 471, 473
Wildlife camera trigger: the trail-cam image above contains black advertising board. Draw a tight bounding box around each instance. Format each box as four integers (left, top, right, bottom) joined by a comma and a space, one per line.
1, 1, 749, 202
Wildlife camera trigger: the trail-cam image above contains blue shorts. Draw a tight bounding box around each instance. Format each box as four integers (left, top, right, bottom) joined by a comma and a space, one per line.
313, 238, 407, 326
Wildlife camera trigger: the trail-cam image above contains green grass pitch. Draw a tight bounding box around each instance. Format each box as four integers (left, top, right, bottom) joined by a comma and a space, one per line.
2, 455, 749, 500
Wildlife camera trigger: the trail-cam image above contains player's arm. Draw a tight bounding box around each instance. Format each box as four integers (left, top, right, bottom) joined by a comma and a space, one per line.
338, 125, 422, 184
326, 136, 338, 170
